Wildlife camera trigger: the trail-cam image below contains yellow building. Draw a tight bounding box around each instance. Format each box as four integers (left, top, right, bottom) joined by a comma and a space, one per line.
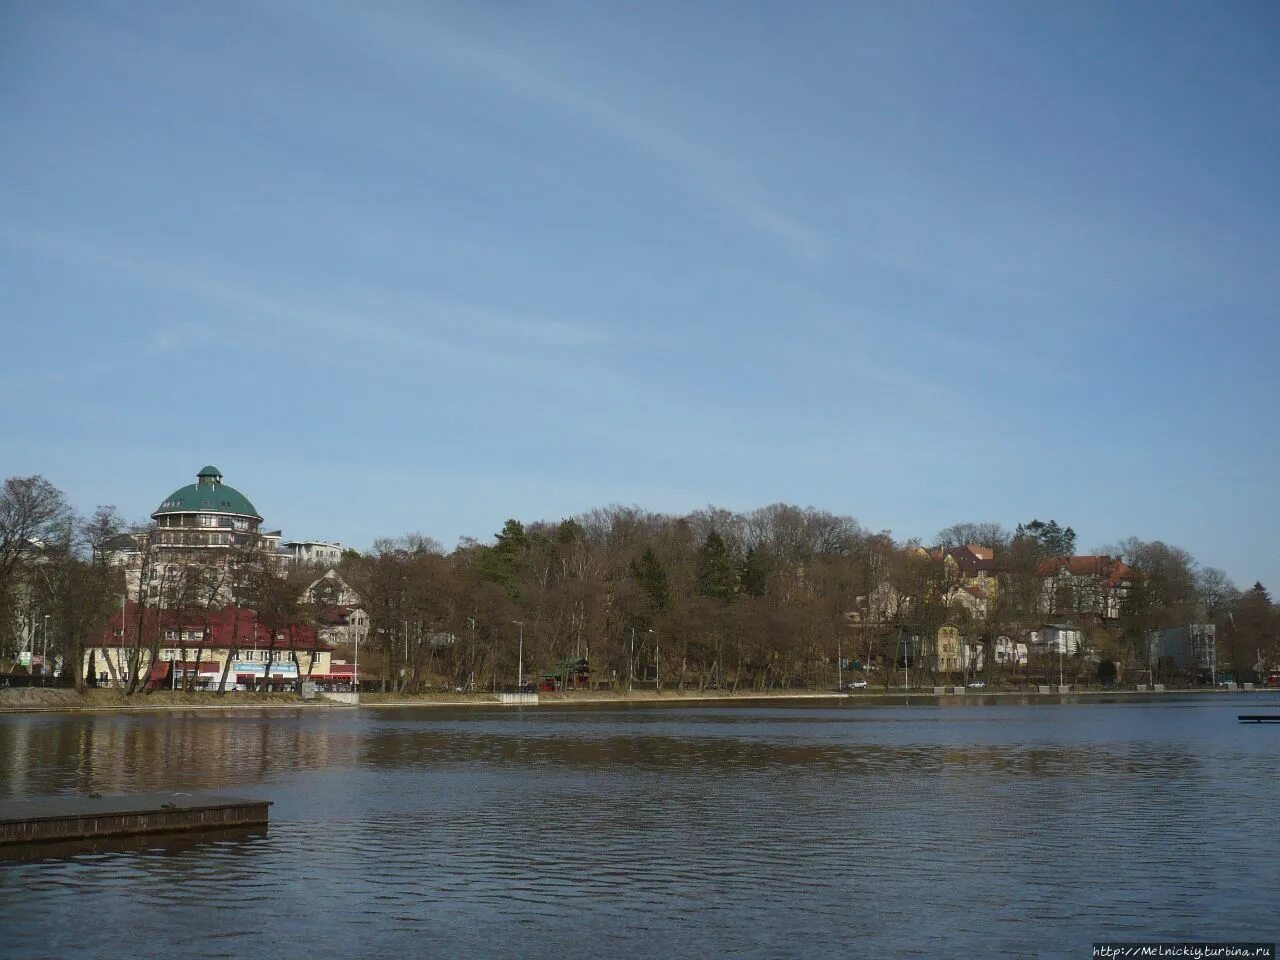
84, 603, 355, 691
933, 624, 963, 673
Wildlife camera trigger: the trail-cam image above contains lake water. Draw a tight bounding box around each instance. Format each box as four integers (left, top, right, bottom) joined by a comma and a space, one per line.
1, 696, 1278, 959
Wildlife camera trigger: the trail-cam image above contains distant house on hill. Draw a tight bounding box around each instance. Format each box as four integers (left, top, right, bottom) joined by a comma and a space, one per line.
302, 570, 367, 650
1147, 624, 1217, 679
992, 635, 1029, 667
1036, 556, 1133, 620
1029, 624, 1085, 656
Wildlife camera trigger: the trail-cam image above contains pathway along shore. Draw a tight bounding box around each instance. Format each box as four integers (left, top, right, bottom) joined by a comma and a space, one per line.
0, 685, 1272, 715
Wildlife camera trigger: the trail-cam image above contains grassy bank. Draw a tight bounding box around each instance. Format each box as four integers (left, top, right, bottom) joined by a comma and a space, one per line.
360, 686, 1268, 708
358, 688, 846, 708
1, 685, 1267, 716
0, 687, 311, 713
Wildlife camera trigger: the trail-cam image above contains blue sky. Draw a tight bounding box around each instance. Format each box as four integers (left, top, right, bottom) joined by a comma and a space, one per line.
2, 1, 1278, 589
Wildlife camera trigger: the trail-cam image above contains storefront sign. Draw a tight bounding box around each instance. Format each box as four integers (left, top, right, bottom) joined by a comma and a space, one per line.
232, 661, 298, 678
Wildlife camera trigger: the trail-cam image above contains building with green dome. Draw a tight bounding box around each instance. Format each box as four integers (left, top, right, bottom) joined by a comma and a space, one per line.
106, 465, 352, 608
151, 465, 267, 552
106, 465, 286, 603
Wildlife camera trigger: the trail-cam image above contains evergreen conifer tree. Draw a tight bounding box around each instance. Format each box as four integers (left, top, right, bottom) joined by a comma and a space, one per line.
695, 530, 737, 602
630, 547, 670, 611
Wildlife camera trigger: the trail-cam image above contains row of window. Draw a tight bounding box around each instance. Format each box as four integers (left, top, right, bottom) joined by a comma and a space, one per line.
164, 629, 207, 643
150, 648, 319, 661
157, 531, 234, 546
157, 514, 252, 532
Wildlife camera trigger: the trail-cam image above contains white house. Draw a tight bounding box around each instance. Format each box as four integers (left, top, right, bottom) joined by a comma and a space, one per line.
992, 635, 1029, 667
302, 570, 367, 650
283, 540, 346, 566
1030, 624, 1085, 656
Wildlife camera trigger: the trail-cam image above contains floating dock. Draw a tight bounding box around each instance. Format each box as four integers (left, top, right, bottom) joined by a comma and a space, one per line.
0, 793, 271, 846
1238, 715, 1280, 724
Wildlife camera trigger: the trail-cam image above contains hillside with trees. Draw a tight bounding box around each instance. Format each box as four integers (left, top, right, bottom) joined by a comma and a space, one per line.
3, 473, 1278, 694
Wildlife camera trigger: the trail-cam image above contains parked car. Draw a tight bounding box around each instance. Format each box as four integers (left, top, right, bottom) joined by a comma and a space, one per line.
846, 679, 869, 690
966, 680, 986, 689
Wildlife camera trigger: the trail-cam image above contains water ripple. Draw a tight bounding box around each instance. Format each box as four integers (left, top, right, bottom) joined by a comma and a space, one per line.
1, 698, 1278, 958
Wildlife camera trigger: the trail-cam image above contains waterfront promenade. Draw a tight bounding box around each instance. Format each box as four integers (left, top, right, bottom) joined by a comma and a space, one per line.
1, 684, 1273, 715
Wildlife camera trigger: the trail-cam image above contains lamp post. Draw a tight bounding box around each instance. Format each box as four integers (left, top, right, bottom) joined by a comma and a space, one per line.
838, 632, 843, 693
650, 629, 657, 693
467, 617, 477, 692
42, 614, 50, 677
513, 620, 524, 689
629, 626, 635, 693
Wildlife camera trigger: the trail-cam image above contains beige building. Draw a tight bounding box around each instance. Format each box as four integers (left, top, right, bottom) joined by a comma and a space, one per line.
84, 603, 355, 691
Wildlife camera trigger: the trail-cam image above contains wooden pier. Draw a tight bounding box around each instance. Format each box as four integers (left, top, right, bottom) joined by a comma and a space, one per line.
1238, 715, 1280, 723
0, 793, 271, 846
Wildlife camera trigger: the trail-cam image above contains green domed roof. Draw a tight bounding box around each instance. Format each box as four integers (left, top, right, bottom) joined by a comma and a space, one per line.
153, 466, 262, 520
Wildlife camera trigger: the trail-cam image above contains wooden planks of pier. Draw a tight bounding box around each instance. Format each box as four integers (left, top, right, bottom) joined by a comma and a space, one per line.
0, 793, 271, 846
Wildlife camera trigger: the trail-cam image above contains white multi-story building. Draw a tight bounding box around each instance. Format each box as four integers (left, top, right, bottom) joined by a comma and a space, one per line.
282, 540, 345, 566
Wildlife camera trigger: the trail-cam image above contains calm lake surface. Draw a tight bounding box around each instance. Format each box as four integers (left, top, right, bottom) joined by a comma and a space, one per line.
2, 696, 1278, 959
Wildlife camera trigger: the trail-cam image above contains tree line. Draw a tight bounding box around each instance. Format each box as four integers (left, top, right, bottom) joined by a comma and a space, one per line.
2, 474, 1278, 693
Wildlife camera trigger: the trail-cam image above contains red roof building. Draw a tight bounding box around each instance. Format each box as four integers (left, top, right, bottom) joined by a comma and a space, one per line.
98, 602, 328, 651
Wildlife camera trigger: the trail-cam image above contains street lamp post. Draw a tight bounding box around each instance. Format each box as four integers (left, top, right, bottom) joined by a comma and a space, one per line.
902, 630, 909, 693
513, 621, 524, 689
467, 617, 477, 692
650, 629, 657, 693
629, 626, 635, 693
42, 615, 50, 678
838, 633, 843, 693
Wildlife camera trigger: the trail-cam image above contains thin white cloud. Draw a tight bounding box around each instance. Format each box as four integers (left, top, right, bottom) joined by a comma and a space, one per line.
0, 221, 608, 384
285, 1, 823, 261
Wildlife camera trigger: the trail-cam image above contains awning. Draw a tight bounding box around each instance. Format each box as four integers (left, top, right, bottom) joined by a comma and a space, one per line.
175, 662, 220, 673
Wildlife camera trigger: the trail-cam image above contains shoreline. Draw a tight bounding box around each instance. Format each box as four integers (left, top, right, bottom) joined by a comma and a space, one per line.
0, 685, 1273, 716
363, 687, 1276, 709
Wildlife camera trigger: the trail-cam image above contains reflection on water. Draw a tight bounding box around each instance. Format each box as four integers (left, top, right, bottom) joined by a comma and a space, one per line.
1, 697, 1278, 959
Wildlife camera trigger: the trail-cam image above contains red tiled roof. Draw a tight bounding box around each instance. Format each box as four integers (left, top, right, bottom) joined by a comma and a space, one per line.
99, 603, 329, 651
946, 546, 998, 573
1036, 556, 1134, 586
318, 605, 356, 625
